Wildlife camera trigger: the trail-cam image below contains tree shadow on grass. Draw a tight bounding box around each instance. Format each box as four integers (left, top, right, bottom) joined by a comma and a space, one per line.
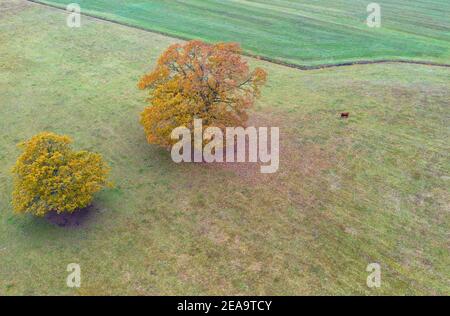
44, 205, 94, 228
12, 204, 103, 237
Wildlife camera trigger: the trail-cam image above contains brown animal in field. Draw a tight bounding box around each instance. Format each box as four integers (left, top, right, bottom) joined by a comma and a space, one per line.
341, 112, 349, 118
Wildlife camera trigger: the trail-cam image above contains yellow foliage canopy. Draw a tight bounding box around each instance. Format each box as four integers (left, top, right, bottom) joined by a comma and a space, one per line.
12, 132, 110, 216
138, 40, 267, 148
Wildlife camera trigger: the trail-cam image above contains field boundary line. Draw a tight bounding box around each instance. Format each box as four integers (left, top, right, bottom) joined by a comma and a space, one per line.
26, 0, 450, 71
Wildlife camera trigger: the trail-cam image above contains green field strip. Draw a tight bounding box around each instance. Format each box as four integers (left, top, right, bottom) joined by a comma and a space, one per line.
29, 0, 450, 67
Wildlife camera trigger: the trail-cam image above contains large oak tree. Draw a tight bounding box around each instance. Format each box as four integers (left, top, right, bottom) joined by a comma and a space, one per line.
138, 40, 267, 148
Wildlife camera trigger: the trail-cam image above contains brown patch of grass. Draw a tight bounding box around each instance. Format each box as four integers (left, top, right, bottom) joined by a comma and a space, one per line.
198, 219, 230, 245
0, 0, 31, 19
206, 110, 332, 187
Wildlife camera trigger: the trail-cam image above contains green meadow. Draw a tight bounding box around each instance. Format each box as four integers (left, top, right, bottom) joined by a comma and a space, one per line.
36, 0, 450, 66
0, 1, 449, 295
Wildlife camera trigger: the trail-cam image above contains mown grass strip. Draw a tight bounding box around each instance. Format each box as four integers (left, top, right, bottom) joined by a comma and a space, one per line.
29, 0, 450, 67
26, 0, 450, 70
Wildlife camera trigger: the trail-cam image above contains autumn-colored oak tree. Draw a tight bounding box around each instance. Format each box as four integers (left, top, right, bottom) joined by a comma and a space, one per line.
12, 132, 110, 216
138, 40, 267, 148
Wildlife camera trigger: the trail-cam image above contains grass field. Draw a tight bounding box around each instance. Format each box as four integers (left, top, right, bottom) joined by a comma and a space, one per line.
1, 1, 449, 295
34, 0, 450, 67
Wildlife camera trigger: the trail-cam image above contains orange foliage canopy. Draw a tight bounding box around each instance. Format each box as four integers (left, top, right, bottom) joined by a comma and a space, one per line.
138, 40, 267, 148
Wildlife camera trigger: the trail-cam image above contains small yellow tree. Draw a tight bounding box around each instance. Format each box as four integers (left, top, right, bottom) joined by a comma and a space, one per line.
138, 40, 267, 148
12, 132, 110, 216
